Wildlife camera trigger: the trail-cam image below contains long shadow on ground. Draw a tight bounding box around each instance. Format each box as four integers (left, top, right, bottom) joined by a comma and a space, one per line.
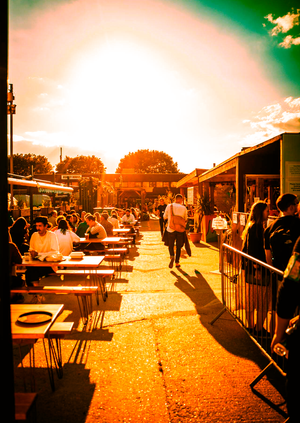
171, 268, 288, 418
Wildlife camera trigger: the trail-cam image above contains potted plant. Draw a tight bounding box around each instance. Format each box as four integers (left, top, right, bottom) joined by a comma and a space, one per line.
189, 193, 214, 243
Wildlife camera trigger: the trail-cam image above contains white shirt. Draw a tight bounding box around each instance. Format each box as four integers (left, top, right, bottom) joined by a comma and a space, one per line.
164, 203, 188, 233
108, 216, 120, 229
30, 231, 59, 254
121, 214, 135, 224
54, 229, 80, 256
87, 222, 107, 239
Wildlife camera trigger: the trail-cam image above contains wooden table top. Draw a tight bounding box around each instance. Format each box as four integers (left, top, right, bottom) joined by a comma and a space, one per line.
78, 237, 122, 244
18, 255, 105, 267
11, 304, 64, 340
113, 228, 130, 234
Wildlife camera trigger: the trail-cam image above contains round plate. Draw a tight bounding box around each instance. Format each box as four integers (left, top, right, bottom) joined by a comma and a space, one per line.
17, 311, 53, 325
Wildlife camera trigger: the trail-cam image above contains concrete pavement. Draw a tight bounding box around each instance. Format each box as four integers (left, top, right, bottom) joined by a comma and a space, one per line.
13, 218, 288, 422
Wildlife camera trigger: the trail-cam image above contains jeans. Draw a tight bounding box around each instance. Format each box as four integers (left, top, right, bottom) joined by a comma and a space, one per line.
167, 231, 185, 263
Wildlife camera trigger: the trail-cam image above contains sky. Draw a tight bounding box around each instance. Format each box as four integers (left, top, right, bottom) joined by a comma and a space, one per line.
8, 0, 300, 174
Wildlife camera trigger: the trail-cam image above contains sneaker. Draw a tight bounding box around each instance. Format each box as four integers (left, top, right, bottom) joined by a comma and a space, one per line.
175, 263, 181, 268
169, 257, 174, 268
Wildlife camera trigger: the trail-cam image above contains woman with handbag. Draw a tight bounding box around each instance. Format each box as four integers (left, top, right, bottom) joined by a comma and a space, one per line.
238, 201, 271, 331
163, 194, 187, 268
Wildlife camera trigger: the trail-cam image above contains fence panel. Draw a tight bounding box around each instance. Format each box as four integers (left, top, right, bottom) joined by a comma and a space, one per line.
212, 243, 286, 387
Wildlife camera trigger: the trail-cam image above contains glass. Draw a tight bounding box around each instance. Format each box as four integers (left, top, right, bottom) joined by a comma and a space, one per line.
24, 252, 31, 261
85, 232, 89, 240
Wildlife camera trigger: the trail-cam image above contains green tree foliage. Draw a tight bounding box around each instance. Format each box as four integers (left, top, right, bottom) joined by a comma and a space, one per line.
116, 149, 180, 173
55, 155, 105, 174
10, 153, 53, 176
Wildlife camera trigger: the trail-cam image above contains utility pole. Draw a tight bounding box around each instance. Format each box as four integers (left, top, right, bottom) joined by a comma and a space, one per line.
7, 83, 16, 208
0, 1, 15, 419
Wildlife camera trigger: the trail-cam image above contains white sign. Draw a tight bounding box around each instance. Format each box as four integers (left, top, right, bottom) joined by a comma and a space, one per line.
240, 214, 246, 226
187, 187, 194, 205
232, 213, 238, 224
212, 217, 227, 230
61, 174, 82, 180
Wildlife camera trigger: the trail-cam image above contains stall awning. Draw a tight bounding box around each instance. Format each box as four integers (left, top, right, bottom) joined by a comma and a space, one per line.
7, 177, 73, 194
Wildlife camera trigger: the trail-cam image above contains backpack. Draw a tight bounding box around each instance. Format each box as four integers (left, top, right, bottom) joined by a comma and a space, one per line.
269, 225, 294, 270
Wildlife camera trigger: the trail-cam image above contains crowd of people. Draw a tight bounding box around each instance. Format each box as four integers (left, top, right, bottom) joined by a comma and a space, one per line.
8, 207, 140, 295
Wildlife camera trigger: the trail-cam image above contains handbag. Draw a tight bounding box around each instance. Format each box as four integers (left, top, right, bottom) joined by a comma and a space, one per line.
169, 204, 186, 233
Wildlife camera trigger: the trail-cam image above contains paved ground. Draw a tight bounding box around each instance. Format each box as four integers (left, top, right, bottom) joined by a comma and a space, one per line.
13, 218, 288, 422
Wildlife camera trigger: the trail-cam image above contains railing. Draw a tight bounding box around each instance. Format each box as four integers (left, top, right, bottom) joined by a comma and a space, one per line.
211, 243, 285, 388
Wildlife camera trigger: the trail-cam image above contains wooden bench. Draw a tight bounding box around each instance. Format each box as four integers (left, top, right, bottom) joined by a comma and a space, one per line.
15, 392, 38, 422
11, 286, 98, 324
55, 269, 115, 303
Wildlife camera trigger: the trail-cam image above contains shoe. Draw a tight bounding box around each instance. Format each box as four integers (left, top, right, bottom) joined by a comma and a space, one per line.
175, 263, 181, 268
169, 257, 174, 268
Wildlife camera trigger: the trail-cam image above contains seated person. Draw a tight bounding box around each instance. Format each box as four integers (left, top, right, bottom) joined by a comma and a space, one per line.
121, 209, 136, 225
108, 211, 120, 229
8, 231, 24, 303
9, 216, 30, 255
54, 219, 80, 256
26, 216, 59, 286
100, 213, 114, 236
85, 215, 107, 252
76, 213, 90, 237
48, 210, 58, 227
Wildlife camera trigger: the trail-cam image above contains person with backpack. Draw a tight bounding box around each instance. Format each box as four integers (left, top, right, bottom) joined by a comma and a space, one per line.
264, 193, 300, 272
164, 194, 187, 268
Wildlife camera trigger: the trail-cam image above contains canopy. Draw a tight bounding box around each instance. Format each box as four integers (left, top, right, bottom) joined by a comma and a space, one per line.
8, 177, 73, 194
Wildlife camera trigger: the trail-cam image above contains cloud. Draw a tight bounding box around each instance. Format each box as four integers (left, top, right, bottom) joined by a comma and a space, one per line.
241, 96, 300, 146
265, 10, 300, 35
264, 9, 300, 48
279, 35, 300, 48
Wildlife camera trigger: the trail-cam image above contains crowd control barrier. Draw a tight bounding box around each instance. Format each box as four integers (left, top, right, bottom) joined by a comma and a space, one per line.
210, 243, 285, 388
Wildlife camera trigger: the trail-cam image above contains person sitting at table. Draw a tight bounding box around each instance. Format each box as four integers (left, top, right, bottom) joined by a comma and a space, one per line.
84, 215, 107, 253
100, 213, 114, 236
66, 214, 75, 231
121, 209, 135, 225
48, 210, 58, 227
76, 213, 91, 237
50, 215, 65, 232
86, 215, 107, 239
8, 230, 25, 303
54, 219, 80, 256
108, 211, 120, 229
26, 216, 59, 286
9, 216, 30, 255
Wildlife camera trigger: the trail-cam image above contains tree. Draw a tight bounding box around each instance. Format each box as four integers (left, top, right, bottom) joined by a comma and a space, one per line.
116, 149, 180, 173
55, 155, 105, 174
10, 153, 53, 176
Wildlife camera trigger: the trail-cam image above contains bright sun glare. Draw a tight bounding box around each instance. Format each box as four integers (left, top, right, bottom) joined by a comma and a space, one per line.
66, 39, 191, 154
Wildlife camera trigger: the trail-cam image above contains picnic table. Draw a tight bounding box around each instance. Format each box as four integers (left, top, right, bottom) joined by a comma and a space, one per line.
11, 303, 66, 391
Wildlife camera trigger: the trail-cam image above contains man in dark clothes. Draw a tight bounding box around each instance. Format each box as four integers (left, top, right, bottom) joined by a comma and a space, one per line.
157, 198, 167, 237
264, 193, 300, 271
271, 236, 300, 422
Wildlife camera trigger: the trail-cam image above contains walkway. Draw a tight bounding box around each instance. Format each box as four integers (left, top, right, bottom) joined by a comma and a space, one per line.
13, 219, 288, 422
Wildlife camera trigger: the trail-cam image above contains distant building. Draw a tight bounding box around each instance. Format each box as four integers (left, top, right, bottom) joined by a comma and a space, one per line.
38, 172, 187, 209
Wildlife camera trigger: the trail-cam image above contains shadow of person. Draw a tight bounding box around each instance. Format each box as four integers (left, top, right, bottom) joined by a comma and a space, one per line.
170, 267, 287, 413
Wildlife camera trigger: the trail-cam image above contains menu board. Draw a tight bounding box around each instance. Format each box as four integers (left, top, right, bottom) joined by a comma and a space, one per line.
285, 162, 300, 197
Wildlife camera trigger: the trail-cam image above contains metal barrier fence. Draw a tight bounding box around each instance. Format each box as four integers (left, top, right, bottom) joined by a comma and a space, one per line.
210, 242, 285, 388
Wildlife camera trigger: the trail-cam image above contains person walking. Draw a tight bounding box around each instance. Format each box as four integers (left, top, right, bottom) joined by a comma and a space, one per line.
164, 194, 187, 268
156, 198, 167, 238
